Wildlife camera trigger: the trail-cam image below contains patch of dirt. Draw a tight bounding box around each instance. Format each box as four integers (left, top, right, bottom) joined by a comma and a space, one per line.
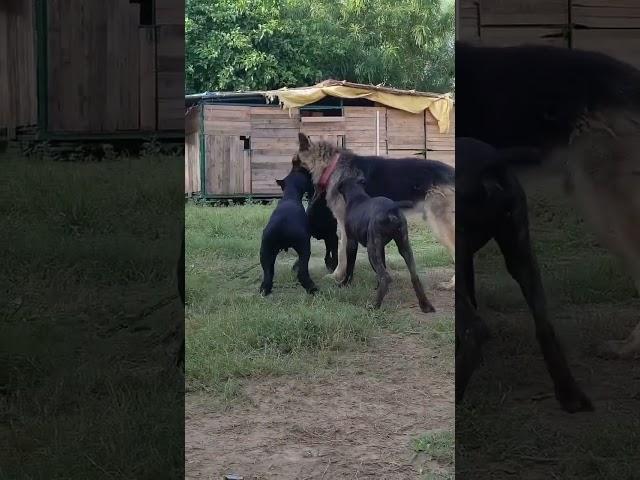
185, 267, 454, 480
456, 301, 640, 479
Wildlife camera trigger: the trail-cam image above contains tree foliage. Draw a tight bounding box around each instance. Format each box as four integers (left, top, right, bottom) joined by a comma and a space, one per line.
185, 0, 454, 94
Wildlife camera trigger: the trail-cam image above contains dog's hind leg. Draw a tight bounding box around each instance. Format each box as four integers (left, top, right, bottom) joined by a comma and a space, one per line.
340, 238, 359, 286
394, 227, 435, 313
330, 220, 349, 282
366, 231, 392, 309
424, 187, 456, 290
294, 240, 318, 295
455, 248, 490, 403
494, 212, 593, 413
324, 235, 339, 272
259, 244, 277, 296
566, 137, 640, 358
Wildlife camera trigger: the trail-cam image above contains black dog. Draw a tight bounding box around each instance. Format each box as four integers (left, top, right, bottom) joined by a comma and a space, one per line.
337, 176, 435, 313
259, 166, 318, 296
306, 193, 338, 272
455, 137, 592, 413
292, 191, 338, 273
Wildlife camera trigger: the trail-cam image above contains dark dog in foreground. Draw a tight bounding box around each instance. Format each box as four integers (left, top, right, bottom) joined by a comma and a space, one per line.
457, 42, 640, 359
307, 193, 338, 271
260, 165, 318, 296
337, 175, 435, 313
455, 137, 592, 413
295, 133, 455, 289
292, 192, 338, 273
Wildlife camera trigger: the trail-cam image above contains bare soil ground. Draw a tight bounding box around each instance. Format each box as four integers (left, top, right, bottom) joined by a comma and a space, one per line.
186, 266, 454, 480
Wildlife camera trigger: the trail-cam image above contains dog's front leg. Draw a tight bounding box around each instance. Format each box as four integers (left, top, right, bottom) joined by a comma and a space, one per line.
455, 251, 489, 402
330, 220, 348, 283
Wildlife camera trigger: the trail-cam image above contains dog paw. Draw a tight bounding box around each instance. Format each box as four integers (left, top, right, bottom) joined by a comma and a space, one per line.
330, 272, 347, 283
555, 383, 594, 413
259, 285, 272, 297
419, 302, 436, 313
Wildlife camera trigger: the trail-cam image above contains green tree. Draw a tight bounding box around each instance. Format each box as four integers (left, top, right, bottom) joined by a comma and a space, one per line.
185, 0, 324, 93
186, 0, 454, 94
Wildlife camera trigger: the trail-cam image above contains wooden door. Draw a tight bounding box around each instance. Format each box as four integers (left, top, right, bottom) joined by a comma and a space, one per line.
205, 135, 251, 195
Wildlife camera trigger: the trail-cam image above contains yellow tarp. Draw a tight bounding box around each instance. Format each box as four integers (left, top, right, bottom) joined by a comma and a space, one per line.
269, 85, 453, 133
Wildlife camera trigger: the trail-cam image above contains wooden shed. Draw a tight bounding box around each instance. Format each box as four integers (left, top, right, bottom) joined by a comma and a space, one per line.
185, 81, 455, 198
458, 0, 640, 70
0, 0, 183, 141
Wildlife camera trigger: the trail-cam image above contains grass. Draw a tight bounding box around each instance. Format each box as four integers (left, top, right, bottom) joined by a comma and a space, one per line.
0, 152, 184, 479
414, 430, 455, 464
185, 202, 452, 395
185, 200, 454, 478
456, 169, 640, 479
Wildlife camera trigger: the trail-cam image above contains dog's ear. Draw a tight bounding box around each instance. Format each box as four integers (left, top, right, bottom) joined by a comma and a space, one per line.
298, 133, 311, 151
276, 178, 285, 190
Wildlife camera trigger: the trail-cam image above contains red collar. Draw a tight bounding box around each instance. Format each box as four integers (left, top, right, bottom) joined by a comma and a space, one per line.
318, 153, 340, 191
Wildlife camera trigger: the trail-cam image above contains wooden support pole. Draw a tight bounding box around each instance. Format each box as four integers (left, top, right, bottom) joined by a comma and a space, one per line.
376, 109, 380, 156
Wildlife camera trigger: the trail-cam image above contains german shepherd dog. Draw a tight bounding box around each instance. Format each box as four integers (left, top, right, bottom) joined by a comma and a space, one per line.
295, 132, 455, 287
456, 137, 592, 413
457, 42, 640, 360
260, 164, 318, 296
337, 174, 436, 313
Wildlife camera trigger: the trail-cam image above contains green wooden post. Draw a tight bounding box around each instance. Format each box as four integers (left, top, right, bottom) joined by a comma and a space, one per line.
199, 104, 206, 196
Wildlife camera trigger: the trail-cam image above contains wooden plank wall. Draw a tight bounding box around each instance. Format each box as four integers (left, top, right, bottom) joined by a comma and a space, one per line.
44, 0, 183, 134
386, 107, 425, 158
139, 26, 157, 131
459, 0, 480, 43
426, 109, 455, 166
48, 0, 141, 133
461, 1, 640, 70
156, 0, 184, 131
0, 1, 37, 130
343, 107, 386, 155
156, 27, 184, 130
252, 107, 300, 194
185, 132, 200, 194
193, 104, 454, 195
